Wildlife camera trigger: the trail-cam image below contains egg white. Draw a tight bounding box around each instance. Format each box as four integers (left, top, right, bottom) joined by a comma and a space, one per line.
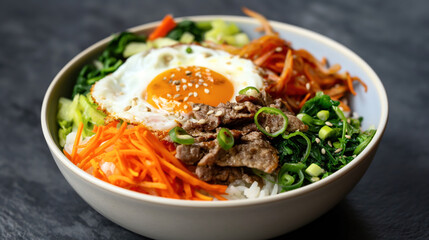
91, 44, 265, 131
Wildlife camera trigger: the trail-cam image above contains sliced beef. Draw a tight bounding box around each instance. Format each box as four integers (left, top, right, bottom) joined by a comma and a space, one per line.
175, 90, 308, 185
176, 131, 278, 173
195, 165, 261, 184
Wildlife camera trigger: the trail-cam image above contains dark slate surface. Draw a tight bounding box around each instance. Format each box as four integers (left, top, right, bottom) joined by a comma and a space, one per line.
1, 0, 428, 239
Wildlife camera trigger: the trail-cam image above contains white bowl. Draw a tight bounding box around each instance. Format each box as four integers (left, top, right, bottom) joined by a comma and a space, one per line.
41, 16, 388, 240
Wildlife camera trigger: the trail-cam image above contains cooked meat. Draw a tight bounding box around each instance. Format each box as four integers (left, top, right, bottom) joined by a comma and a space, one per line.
195, 165, 261, 184
175, 90, 308, 185
182, 101, 258, 131
176, 131, 278, 173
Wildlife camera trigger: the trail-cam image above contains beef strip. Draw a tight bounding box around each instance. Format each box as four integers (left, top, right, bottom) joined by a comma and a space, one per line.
195, 165, 261, 185
176, 131, 278, 173
175, 91, 307, 184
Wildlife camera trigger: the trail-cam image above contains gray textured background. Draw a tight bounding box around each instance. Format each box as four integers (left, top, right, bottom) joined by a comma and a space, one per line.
1, 0, 428, 239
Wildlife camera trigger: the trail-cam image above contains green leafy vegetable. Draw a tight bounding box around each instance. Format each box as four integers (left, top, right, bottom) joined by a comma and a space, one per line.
274, 92, 376, 189
167, 20, 206, 42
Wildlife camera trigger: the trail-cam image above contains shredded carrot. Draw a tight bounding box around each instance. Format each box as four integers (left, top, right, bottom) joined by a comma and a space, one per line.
64, 122, 227, 200
208, 10, 368, 113
71, 122, 84, 164
298, 92, 312, 109
148, 14, 177, 41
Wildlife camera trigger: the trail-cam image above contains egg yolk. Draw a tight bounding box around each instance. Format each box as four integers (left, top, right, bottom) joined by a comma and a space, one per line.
145, 66, 234, 113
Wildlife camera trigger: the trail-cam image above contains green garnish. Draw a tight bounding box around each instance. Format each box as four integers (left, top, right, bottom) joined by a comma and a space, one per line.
169, 127, 195, 145
273, 92, 376, 190
186, 46, 193, 53
278, 162, 306, 191
254, 107, 288, 137
283, 131, 311, 162
316, 110, 330, 121
217, 128, 234, 150
238, 86, 260, 96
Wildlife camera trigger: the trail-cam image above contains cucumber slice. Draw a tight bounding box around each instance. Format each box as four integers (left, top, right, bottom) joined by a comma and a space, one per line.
179, 32, 195, 44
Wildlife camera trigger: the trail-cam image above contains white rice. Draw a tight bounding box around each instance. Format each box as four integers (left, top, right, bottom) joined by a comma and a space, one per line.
223, 174, 279, 200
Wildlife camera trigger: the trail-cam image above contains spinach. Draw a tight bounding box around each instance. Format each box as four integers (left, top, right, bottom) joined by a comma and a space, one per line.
275, 93, 376, 189
166, 20, 207, 42
72, 32, 146, 97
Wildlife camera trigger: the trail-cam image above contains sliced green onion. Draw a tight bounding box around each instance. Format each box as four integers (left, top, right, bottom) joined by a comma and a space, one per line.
305, 163, 325, 177
317, 110, 330, 121
254, 107, 288, 137
238, 86, 260, 97
280, 174, 295, 186
297, 113, 325, 126
283, 131, 311, 162
169, 127, 194, 145
318, 125, 333, 140
278, 162, 305, 191
217, 128, 234, 150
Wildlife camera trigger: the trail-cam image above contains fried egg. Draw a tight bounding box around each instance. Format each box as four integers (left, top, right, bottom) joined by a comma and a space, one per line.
91, 44, 265, 131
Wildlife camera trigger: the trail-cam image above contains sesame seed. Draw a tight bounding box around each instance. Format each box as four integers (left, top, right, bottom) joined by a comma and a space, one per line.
305, 83, 310, 90
195, 84, 200, 89
205, 68, 210, 72
233, 105, 244, 111
188, 92, 193, 97
315, 138, 321, 144
275, 47, 282, 52
207, 110, 214, 115
163, 77, 167, 80
325, 121, 333, 127
182, 85, 188, 90
335, 148, 343, 153
173, 80, 180, 85
168, 79, 172, 84
188, 83, 193, 87
193, 92, 198, 97
198, 119, 206, 124
352, 155, 357, 158
195, 72, 202, 77
215, 110, 223, 117
184, 96, 189, 101
204, 88, 210, 94
176, 86, 180, 92
265, 126, 270, 132
321, 148, 326, 155
192, 106, 200, 111
347, 118, 351, 124
123, 105, 131, 111
171, 74, 175, 78
176, 67, 181, 71
186, 71, 192, 75
181, 78, 187, 83
174, 94, 181, 98
328, 140, 333, 147
198, 79, 204, 83
184, 105, 188, 110
345, 134, 351, 139
203, 83, 208, 87
166, 93, 172, 98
